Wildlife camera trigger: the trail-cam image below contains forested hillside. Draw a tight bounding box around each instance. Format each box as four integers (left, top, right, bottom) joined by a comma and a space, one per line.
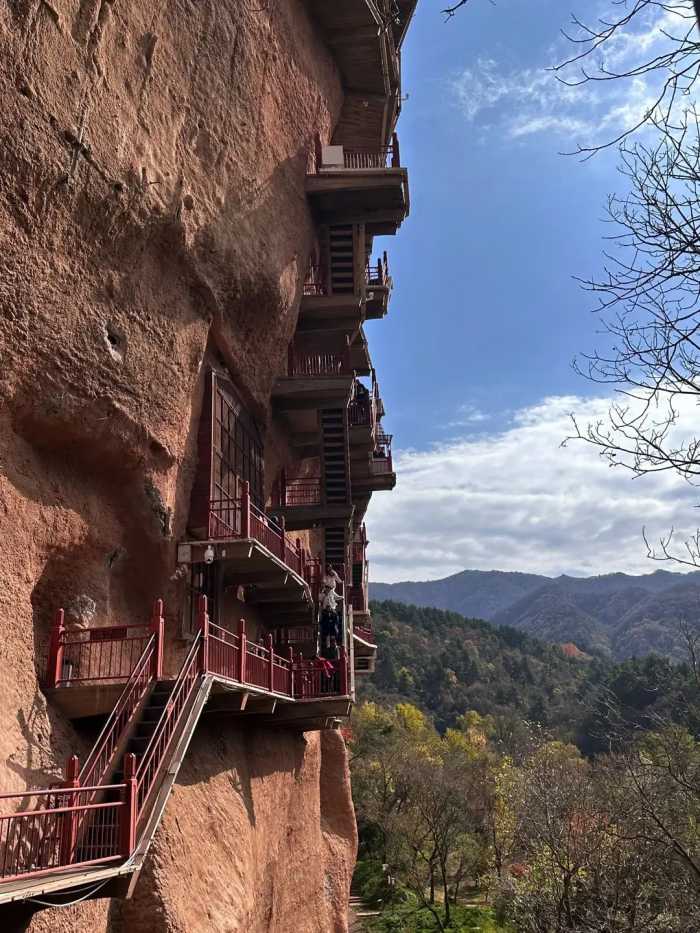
371, 570, 700, 660
359, 601, 598, 735
360, 600, 700, 744
352, 603, 700, 932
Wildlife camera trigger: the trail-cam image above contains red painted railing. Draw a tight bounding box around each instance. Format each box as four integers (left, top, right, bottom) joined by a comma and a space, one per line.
0, 594, 353, 889
349, 394, 373, 427
0, 784, 127, 882
1, 605, 165, 884
273, 655, 292, 695
80, 654, 151, 795
371, 455, 393, 475
317, 133, 400, 171
349, 372, 381, 430
45, 611, 157, 689
365, 252, 390, 287
283, 537, 304, 577
201, 606, 296, 698
135, 634, 201, 819
249, 502, 284, 556
287, 340, 352, 377
371, 432, 394, 474
277, 625, 316, 646
208, 621, 241, 682
197, 598, 348, 700
274, 474, 322, 509
208, 497, 240, 538
303, 264, 326, 296
344, 148, 392, 169
293, 651, 349, 700
208, 482, 307, 581
245, 641, 270, 691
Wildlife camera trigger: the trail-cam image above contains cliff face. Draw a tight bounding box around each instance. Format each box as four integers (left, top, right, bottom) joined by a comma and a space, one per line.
0, 0, 355, 928
23, 729, 356, 933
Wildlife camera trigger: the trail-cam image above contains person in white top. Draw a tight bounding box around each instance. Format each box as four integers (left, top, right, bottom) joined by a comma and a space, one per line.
320, 564, 343, 650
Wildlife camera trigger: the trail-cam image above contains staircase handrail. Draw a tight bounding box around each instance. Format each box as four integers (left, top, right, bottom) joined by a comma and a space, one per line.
45, 613, 154, 688
0, 784, 127, 882
135, 633, 202, 819
78, 633, 156, 790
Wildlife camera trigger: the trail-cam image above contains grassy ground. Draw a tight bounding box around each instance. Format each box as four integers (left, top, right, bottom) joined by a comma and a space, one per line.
365, 903, 508, 932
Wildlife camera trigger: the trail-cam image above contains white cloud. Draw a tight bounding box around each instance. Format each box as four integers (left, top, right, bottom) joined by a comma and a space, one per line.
443, 403, 489, 430
367, 395, 700, 582
450, 7, 688, 143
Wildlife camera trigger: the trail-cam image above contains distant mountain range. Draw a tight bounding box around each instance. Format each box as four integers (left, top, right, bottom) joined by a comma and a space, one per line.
370, 569, 700, 660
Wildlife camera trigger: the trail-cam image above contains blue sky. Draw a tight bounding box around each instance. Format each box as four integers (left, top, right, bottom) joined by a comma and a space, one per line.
365, 0, 700, 581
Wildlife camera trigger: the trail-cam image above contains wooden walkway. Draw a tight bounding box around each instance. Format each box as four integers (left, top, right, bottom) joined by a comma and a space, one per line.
348, 894, 380, 932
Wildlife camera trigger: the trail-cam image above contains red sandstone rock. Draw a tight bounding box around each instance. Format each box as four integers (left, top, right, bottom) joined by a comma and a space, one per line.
0, 1, 355, 928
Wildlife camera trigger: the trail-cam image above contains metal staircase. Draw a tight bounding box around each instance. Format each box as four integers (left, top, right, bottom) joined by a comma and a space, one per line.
0, 598, 351, 911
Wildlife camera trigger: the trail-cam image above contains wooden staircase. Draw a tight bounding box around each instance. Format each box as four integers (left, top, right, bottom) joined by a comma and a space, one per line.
327, 225, 356, 295
320, 406, 352, 574
324, 525, 347, 571
321, 408, 350, 506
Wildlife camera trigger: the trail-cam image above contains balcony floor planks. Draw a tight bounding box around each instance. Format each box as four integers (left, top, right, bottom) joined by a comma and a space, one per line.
272, 375, 354, 410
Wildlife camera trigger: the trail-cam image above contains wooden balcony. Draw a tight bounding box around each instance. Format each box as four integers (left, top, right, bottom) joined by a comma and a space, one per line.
350, 328, 372, 377
299, 264, 364, 334
348, 372, 383, 448
202, 605, 354, 729
178, 483, 317, 628
351, 433, 396, 493
271, 472, 353, 531
365, 252, 392, 320
299, 233, 391, 330
273, 338, 355, 412
307, 136, 409, 235
352, 609, 377, 675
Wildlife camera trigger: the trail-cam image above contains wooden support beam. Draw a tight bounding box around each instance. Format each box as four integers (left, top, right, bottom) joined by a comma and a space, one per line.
249, 589, 308, 605
225, 570, 289, 587
206, 691, 250, 714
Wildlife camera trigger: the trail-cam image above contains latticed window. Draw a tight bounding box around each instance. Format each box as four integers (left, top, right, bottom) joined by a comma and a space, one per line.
188, 369, 265, 537
212, 373, 264, 508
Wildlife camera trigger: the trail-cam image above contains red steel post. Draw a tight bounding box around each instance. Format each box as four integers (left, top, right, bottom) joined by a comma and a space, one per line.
279, 515, 286, 560
241, 481, 251, 539
237, 618, 247, 684
120, 753, 138, 857
197, 595, 209, 673
267, 634, 275, 693
59, 754, 80, 865
46, 608, 66, 688
339, 647, 349, 696
151, 598, 165, 680
288, 646, 295, 696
